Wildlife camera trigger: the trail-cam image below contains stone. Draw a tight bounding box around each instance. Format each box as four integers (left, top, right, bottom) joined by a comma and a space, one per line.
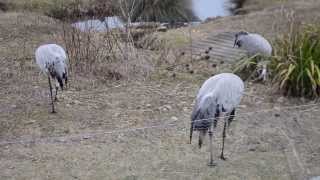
164, 105, 172, 111
277, 97, 285, 103
171, 116, 178, 121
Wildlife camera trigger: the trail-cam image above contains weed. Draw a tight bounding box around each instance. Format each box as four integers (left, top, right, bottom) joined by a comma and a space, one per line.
271, 25, 320, 98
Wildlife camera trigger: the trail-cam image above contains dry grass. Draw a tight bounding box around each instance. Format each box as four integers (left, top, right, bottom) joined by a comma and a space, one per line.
0, 0, 88, 11
0, 0, 117, 20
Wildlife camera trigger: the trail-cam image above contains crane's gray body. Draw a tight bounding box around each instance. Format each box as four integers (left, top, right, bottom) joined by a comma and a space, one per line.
35, 44, 67, 89
191, 73, 244, 131
190, 73, 244, 165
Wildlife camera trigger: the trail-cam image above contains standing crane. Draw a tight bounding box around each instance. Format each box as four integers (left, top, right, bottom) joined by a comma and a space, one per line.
35, 44, 68, 113
190, 73, 244, 166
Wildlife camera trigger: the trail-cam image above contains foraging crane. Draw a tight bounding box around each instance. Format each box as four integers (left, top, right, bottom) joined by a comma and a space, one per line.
35, 44, 68, 113
233, 31, 272, 81
190, 73, 244, 166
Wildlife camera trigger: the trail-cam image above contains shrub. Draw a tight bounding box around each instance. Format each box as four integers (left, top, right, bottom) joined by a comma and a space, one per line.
228, 0, 247, 15
1, 0, 118, 21
271, 25, 320, 98
121, 0, 198, 23
0, 1, 9, 11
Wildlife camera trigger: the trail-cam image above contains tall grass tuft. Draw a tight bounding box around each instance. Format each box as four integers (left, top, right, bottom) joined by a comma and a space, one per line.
228, 0, 247, 15
271, 25, 320, 98
122, 0, 197, 22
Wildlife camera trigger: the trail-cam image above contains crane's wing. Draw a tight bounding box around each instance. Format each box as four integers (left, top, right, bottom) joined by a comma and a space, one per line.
190, 94, 217, 147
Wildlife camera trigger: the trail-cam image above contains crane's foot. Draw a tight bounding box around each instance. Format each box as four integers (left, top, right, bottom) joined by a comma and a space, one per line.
51, 110, 57, 114
220, 155, 227, 161
208, 160, 217, 167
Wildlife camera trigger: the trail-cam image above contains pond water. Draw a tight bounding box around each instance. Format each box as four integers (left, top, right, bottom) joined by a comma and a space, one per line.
193, 0, 230, 20
72, 16, 124, 32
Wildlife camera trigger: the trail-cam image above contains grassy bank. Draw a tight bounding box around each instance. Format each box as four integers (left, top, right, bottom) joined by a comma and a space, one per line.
0, 0, 117, 20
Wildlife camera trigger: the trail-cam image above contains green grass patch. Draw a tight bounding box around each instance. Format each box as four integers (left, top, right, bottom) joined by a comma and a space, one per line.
271, 24, 320, 98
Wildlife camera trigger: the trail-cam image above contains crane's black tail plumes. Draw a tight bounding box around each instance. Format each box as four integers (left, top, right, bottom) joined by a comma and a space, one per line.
191, 107, 213, 149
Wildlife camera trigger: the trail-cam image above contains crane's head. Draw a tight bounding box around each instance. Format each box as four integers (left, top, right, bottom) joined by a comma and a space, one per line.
55, 67, 68, 90
46, 61, 68, 90
234, 31, 249, 48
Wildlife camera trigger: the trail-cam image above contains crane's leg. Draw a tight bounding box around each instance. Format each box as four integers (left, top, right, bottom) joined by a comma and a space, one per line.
54, 81, 59, 102
227, 109, 235, 127
189, 121, 194, 144
208, 125, 216, 166
48, 76, 56, 113
220, 119, 227, 160
208, 110, 219, 167
199, 130, 206, 148
65, 75, 68, 89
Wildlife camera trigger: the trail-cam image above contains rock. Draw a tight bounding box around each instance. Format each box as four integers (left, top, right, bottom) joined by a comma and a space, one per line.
238, 105, 247, 108
25, 120, 36, 125
277, 97, 285, 103
64, 129, 70, 134
146, 104, 152, 108
300, 97, 307, 103
114, 113, 121, 118
162, 105, 172, 111
72, 100, 81, 105
256, 100, 263, 105
82, 135, 90, 140
274, 106, 281, 111
171, 116, 178, 121
157, 26, 167, 32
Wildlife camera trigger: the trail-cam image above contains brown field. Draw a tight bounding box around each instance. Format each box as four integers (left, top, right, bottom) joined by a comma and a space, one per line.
0, 0, 320, 179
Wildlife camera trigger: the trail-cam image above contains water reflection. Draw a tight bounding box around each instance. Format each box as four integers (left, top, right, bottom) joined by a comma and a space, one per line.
72, 16, 124, 32
72, 0, 230, 32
